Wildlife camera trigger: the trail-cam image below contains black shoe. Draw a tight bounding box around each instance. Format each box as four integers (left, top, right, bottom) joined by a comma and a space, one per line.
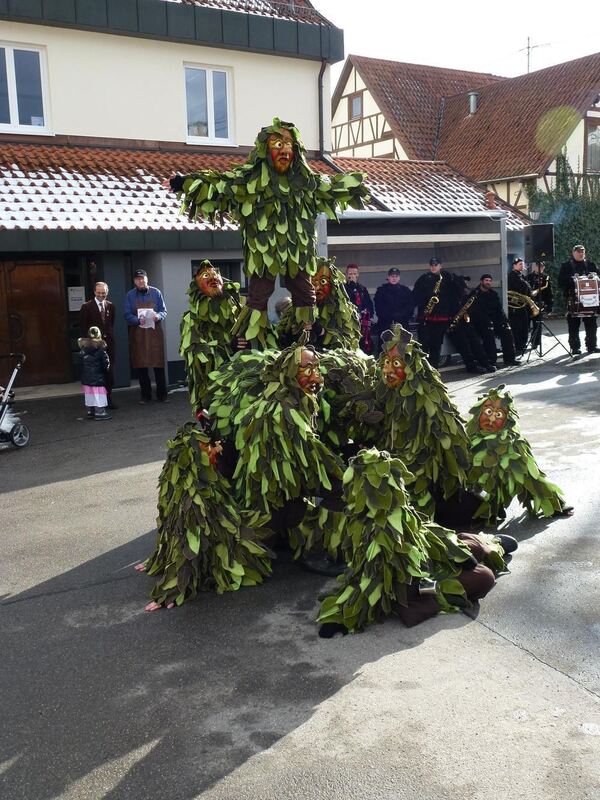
466, 364, 487, 375
484, 364, 497, 373
586, 347, 600, 354
571, 349, 582, 355
86, 410, 95, 419
504, 359, 521, 366
138, 399, 150, 405
495, 533, 518, 555
157, 397, 170, 404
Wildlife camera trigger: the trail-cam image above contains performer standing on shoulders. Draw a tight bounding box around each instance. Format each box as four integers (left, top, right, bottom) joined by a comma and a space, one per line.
469, 274, 520, 367
413, 257, 455, 369
558, 244, 599, 355
507, 257, 532, 357
344, 263, 374, 353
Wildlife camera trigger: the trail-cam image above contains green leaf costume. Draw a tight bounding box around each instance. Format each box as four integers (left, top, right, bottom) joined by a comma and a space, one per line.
466, 386, 568, 523
374, 325, 471, 517
276, 258, 361, 350
317, 448, 475, 633
179, 261, 241, 413
145, 422, 273, 606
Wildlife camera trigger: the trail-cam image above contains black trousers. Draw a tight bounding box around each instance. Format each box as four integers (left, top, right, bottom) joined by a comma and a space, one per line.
508, 307, 530, 353
473, 319, 516, 365
137, 367, 167, 401
418, 321, 447, 367
448, 323, 490, 369
567, 314, 597, 351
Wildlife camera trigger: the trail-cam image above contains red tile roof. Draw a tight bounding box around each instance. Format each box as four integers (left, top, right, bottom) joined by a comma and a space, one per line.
165, 0, 332, 24
436, 52, 600, 181
331, 157, 528, 230
0, 142, 527, 233
332, 55, 504, 160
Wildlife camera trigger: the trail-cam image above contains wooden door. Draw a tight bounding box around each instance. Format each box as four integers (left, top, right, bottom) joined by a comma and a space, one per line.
2, 261, 70, 385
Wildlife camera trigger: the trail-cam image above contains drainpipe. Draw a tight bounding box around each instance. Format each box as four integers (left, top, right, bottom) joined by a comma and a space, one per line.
318, 58, 327, 156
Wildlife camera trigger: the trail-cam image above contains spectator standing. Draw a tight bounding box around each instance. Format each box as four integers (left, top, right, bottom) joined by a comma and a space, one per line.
345, 263, 375, 354
374, 268, 414, 335
558, 244, 599, 355
78, 326, 111, 420
125, 269, 169, 404
80, 281, 117, 409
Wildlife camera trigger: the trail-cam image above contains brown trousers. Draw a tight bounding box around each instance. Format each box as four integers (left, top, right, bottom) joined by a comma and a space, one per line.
247, 272, 315, 311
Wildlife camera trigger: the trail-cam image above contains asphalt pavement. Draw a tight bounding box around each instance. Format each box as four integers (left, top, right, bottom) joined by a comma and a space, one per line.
1, 327, 599, 800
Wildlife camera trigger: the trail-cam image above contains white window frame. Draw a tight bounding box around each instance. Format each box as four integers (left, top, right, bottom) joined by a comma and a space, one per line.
0, 41, 52, 135
184, 62, 235, 147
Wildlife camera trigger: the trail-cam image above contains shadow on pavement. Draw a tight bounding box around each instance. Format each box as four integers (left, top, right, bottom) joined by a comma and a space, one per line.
0, 536, 473, 800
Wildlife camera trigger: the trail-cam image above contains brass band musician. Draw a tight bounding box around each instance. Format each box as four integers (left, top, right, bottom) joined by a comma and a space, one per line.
469, 274, 519, 367
507, 257, 532, 355
557, 244, 599, 355
526, 261, 553, 350
413, 257, 456, 368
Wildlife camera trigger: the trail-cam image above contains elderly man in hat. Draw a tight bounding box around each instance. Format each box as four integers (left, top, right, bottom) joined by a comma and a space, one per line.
124, 269, 169, 404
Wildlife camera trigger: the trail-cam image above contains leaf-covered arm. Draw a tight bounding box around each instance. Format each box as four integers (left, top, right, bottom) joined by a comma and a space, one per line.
176, 170, 236, 223
315, 172, 370, 219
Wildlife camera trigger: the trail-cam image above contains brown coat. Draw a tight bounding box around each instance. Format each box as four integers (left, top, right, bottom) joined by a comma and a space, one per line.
127, 297, 166, 370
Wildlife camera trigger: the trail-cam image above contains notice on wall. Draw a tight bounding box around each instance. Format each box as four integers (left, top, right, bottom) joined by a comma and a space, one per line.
68, 286, 86, 312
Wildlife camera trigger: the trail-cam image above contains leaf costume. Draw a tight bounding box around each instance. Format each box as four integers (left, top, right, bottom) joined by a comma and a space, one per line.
172, 118, 368, 343
179, 261, 241, 413
374, 325, 471, 517
277, 258, 361, 351
317, 448, 476, 633
232, 340, 342, 513
145, 422, 273, 607
466, 386, 568, 523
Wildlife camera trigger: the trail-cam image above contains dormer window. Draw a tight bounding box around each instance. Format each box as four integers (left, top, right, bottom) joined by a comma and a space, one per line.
0, 43, 50, 133
185, 64, 233, 146
587, 120, 600, 172
349, 92, 363, 120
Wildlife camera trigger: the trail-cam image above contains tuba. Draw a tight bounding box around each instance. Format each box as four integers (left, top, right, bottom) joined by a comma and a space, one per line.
507, 290, 540, 317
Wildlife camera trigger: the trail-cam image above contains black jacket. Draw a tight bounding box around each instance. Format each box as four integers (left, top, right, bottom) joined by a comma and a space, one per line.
413, 270, 461, 320
526, 272, 553, 311
507, 269, 532, 297
373, 282, 414, 330
469, 287, 509, 328
78, 338, 110, 387
344, 281, 374, 315
558, 258, 598, 298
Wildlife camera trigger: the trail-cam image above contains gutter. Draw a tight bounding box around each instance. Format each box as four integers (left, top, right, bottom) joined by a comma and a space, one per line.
317, 58, 327, 156
337, 209, 509, 220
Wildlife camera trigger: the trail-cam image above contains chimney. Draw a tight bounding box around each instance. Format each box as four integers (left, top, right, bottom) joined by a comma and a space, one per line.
485, 190, 497, 210
468, 91, 479, 115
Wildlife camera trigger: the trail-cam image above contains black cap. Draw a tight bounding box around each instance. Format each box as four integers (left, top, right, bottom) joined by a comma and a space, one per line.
429, 257, 441, 266
388, 268, 401, 276
512, 257, 524, 265
133, 269, 147, 277
480, 273, 493, 281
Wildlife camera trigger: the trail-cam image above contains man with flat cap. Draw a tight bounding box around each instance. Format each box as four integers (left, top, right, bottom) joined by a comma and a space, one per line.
125, 269, 169, 403
507, 257, 532, 356
412, 257, 460, 368
468, 274, 519, 367
558, 244, 599, 355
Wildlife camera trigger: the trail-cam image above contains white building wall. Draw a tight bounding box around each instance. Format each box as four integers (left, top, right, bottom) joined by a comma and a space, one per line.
2, 21, 326, 149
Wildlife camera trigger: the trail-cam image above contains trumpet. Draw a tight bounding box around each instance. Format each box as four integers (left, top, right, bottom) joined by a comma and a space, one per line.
507, 290, 540, 317
424, 275, 443, 316
447, 293, 477, 332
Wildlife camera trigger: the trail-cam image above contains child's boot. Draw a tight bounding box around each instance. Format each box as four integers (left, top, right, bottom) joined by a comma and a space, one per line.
94, 407, 112, 420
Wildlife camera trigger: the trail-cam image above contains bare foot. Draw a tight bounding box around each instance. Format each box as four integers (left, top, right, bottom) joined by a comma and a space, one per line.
134, 563, 147, 572
145, 601, 162, 612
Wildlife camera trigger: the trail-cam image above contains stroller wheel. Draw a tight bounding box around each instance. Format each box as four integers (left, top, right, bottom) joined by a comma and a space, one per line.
11, 422, 30, 448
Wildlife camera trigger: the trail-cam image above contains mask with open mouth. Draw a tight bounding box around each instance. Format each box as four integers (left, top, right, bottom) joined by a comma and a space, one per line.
267, 129, 294, 174
195, 266, 224, 298
296, 348, 323, 395
381, 345, 406, 389
478, 398, 508, 432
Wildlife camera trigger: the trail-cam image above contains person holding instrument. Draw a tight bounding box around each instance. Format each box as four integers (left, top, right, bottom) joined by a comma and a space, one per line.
526, 261, 552, 350
507, 257, 534, 356
469, 275, 519, 367
558, 244, 599, 355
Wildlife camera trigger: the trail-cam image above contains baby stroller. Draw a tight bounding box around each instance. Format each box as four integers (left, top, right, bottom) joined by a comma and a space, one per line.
0, 353, 30, 449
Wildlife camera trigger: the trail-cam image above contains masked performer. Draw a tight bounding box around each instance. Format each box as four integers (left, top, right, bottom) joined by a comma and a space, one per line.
466, 386, 574, 524
373, 325, 472, 520
165, 119, 368, 347
141, 420, 273, 611
317, 448, 505, 635
179, 260, 241, 414
277, 257, 360, 351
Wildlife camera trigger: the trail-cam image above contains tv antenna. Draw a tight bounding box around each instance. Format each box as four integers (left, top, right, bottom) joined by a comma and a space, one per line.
520, 37, 550, 73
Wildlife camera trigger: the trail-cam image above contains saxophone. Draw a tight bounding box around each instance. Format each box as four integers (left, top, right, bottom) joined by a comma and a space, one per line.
507, 290, 540, 317
424, 275, 443, 317
530, 274, 549, 297
448, 293, 477, 332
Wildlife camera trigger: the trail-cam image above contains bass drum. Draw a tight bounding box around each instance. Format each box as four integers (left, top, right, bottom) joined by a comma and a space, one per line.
569, 274, 600, 317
